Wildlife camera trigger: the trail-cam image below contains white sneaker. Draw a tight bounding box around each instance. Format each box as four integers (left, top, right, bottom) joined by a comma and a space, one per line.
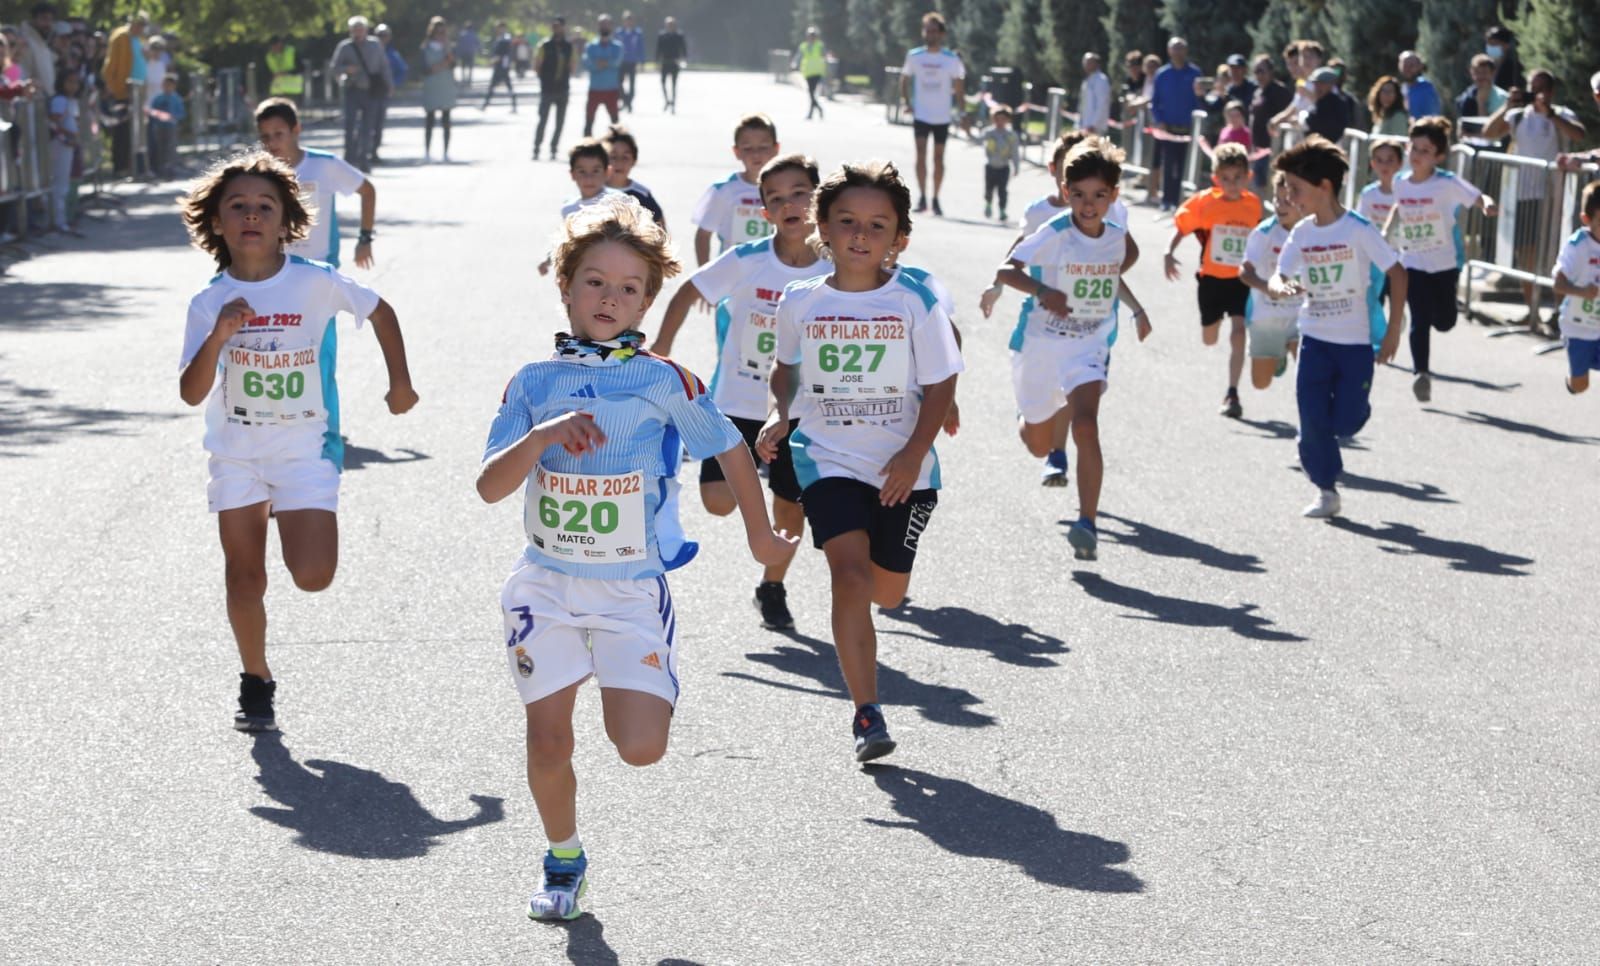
1301, 489, 1341, 519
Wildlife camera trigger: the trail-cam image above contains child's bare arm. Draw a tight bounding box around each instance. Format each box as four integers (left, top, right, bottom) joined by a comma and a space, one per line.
476, 413, 604, 503
367, 299, 418, 414
1553, 270, 1599, 299
649, 283, 701, 356
714, 441, 800, 565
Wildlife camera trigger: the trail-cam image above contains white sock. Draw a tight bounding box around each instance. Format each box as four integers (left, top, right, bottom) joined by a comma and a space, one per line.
549, 834, 581, 854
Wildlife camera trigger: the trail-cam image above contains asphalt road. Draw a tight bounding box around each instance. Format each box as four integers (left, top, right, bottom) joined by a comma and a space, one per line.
3, 71, 1598, 965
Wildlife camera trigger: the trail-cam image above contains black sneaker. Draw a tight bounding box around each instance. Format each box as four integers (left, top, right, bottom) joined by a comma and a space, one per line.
1219, 389, 1242, 419
932, 198, 944, 216
852, 703, 896, 763
234, 672, 277, 732
915, 196, 928, 213
532, 146, 540, 160
754, 581, 794, 629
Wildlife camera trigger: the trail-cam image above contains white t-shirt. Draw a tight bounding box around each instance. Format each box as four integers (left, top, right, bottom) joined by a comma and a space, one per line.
1276, 211, 1398, 345
561, 186, 628, 218
1555, 229, 1600, 340
1243, 216, 1303, 324
689, 237, 826, 420
1508, 105, 1580, 198
902, 46, 966, 126
774, 269, 964, 491
1007, 212, 1128, 351
290, 150, 367, 268
1019, 195, 1129, 238
180, 256, 379, 466
895, 265, 956, 318
691, 171, 772, 251
1391, 170, 1480, 273
1356, 182, 1396, 234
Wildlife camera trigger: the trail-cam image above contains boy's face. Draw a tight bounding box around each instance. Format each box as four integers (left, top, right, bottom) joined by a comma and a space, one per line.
257, 117, 300, 161
1273, 181, 1302, 226
1407, 136, 1442, 172
571, 155, 608, 197
1065, 176, 1118, 225
162, 77, 177, 93
1283, 172, 1332, 212
817, 186, 906, 273
560, 240, 653, 340
994, 113, 1011, 130
1225, 107, 1244, 127
733, 128, 778, 178
212, 174, 287, 260
1370, 146, 1402, 181
760, 168, 817, 238
607, 143, 635, 180
1213, 164, 1249, 199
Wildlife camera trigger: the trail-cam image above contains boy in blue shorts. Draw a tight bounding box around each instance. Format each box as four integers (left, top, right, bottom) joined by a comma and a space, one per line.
1269, 136, 1407, 518
1553, 181, 1600, 394
651, 154, 823, 629
256, 98, 377, 270
478, 199, 796, 921
178, 152, 418, 732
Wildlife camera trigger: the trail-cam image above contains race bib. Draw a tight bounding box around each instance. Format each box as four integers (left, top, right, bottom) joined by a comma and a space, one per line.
1302, 250, 1362, 318
1573, 295, 1600, 327
734, 203, 771, 243
222, 343, 325, 425
800, 320, 911, 397
1210, 225, 1251, 267
1045, 263, 1119, 337
738, 310, 779, 376
525, 466, 647, 563
1398, 208, 1450, 255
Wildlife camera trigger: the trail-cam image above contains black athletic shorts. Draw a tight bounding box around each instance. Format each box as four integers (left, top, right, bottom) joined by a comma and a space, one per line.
699, 416, 801, 503
1197, 274, 1251, 325
800, 476, 937, 574
912, 120, 951, 145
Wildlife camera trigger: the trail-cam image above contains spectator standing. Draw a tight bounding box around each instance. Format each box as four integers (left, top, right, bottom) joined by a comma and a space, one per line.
1151, 37, 1201, 211
514, 34, 532, 79
1484, 26, 1523, 93
582, 15, 623, 137
617, 11, 644, 112
532, 16, 575, 159
1368, 76, 1409, 137
14, 3, 56, 98
1249, 55, 1291, 186
46, 67, 80, 233
796, 26, 827, 120
1556, 73, 1600, 170
144, 34, 168, 93
1327, 58, 1361, 130
481, 21, 517, 112
1115, 50, 1142, 122
656, 16, 686, 113
265, 37, 304, 104
372, 24, 405, 163
454, 22, 480, 85
101, 11, 148, 177
1, 31, 32, 89
1078, 52, 1110, 133
1304, 67, 1351, 143
1455, 53, 1507, 120
898, 11, 966, 215
145, 73, 183, 176
1223, 54, 1255, 119
1398, 51, 1441, 119
421, 16, 456, 162
329, 15, 391, 173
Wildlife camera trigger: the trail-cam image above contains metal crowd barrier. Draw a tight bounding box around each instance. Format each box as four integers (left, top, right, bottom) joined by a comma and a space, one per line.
769, 49, 791, 84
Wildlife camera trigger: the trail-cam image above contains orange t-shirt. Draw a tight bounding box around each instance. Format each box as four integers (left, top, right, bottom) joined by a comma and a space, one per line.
1174, 188, 1264, 279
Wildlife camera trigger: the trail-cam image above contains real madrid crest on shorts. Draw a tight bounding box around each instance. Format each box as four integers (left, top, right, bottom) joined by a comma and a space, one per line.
515, 646, 534, 678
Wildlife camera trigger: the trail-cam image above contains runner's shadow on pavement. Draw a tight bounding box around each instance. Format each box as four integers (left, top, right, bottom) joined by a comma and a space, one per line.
558, 914, 619, 965
939, 215, 1017, 230
1071, 571, 1306, 642
864, 765, 1143, 893
0, 281, 150, 331
1424, 407, 1600, 445
341, 438, 431, 470
1424, 371, 1521, 393
1235, 417, 1297, 440
724, 630, 996, 727
1089, 513, 1266, 573
1288, 466, 1454, 504
0, 375, 180, 455
249, 733, 504, 859
1326, 518, 1533, 576
879, 602, 1070, 667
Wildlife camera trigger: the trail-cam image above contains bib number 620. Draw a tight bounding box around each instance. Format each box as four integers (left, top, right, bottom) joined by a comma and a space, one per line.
538, 496, 620, 534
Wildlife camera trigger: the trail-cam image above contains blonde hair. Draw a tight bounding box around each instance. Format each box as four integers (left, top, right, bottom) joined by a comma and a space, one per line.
1212, 142, 1250, 172
553, 198, 681, 298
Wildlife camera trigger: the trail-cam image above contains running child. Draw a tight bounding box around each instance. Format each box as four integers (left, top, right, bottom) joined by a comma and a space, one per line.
256, 98, 377, 269
1268, 135, 1407, 519
601, 125, 665, 226
756, 161, 962, 762
979, 129, 1131, 487
1356, 138, 1402, 230
1383, 115, 1497, 402
650, 154, 824, 630
177, 152, 418, 732
991, 138, 1151, 561
1239, 171, 1306, 389
477, 199, 796, 921
1162, 142, 1262, 419
1552, 181, 1600, 394
691, 113, 780, 265
538, 138, 626, 275
981, 105, 1021, 221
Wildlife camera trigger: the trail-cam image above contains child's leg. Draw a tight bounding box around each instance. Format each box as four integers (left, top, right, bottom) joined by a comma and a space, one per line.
1405, 267, 1433, 373
1227, 314, 1246, 388
600, 689, 672, 767
1049, 406, 1072, 452
698, 480, 735, 516
1250, 356, 1280, 390
1295, 338, 1342, 490
441, 110, 451, 153
1329, 342, 1375, 440
997, 168, 1009, 214
424, 110, 434, 152
218, 504, 272, 679
872, 565, 912, 611
524, 683, 583, 842
276, 509, 338, 592
766, 495, 804, 584
1567, 339, 1596, 393
821, 531, 879, 707
1018, 415, 1058, 458
1068, 381, 1105, 521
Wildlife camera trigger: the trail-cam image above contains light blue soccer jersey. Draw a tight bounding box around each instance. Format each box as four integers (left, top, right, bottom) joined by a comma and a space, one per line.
484, 345, 742, 580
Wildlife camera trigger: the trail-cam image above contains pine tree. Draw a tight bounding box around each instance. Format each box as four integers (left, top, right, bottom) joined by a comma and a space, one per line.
1040, 0, 1112, 93
953, 0, 1007, 74
1247, 0, 1329, 70
1158, 0, 1267, 74
1101, 0, 1167, 80
1324, 0, 1420, 106
997, 0, 1049, 86
1514, 0, 1600, 134
1415, 0, 1498, 112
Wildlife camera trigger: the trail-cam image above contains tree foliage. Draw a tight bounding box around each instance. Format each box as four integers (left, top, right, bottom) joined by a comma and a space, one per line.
1514, 0, 1600, 135
1100, 0, 1166, 82
1159, 0, 1268, 74
1416, 0, 1501, 110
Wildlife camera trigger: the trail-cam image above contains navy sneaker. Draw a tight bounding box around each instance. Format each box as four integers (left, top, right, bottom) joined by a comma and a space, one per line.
853, 704, 897, 763
527, 849, 588, 921
1040, 449, 1068, 487
1067, 519, 1099, 561
234, 673, 277, 732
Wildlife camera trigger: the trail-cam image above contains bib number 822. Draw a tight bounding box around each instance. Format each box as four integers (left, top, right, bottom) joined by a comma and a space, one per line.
538, 497, 620, 534
242, 370, 306, 400
817, 342, 885, 373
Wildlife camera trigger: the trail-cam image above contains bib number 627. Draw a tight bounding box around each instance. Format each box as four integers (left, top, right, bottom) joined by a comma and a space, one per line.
817, 342, 885, 373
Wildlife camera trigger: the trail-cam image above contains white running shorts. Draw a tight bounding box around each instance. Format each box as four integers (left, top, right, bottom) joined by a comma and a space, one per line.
1010, 341, 1109, 425
207, 454, 339, 514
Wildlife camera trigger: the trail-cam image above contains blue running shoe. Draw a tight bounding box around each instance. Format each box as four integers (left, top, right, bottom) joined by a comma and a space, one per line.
853, 704, 897, 763
527, 850, 588, 921
1067, 519, 1098, 561
1040, 449, 1068, 487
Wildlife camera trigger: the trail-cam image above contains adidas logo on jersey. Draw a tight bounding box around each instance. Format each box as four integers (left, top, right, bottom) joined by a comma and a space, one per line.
639, 652, 662, 670
569, 384, 598, 398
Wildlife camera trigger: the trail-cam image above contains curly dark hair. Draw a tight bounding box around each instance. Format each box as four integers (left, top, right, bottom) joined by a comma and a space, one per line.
813, 160, 913, 238
180, 151, 310, 270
